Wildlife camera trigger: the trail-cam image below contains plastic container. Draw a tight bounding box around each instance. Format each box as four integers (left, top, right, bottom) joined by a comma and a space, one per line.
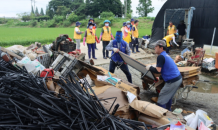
215, 52, 218, 69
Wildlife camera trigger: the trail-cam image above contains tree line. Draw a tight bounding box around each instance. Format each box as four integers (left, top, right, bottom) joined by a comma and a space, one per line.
46, 0, 154, 19
15, 0, 154, 28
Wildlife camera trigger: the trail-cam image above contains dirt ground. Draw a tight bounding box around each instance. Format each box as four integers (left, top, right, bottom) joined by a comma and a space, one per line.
96, 49, 218, 124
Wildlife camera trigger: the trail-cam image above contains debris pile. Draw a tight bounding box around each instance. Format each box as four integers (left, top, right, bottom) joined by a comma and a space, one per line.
0, 59, 147, 130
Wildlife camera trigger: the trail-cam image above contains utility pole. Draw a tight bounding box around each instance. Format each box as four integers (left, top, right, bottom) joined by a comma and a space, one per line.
33, 0, 36, 11
125, 0, 127, 18
31, 0, 32, 11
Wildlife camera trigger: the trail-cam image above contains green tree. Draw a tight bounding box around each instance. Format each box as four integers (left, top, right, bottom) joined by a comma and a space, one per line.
40, 8, 44, 16
19, 12, 31, 22
74, 3, 86, 20
86, 0, 122, 17
48, 0, 73, 18
46, 5, 49, 15
31, 6, 35, 14
67, 13, 79, 22
136, 0, 154, 17
56, 6, 71, 16
35, 7, 40, 16
100, 11, 115, 18
71, 0, 84, 11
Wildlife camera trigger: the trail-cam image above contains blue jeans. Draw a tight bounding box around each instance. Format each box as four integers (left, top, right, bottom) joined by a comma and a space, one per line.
87, 44, 95, 59
109, 61, 132, 83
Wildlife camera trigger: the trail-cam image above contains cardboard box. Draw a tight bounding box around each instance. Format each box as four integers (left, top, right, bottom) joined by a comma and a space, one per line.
138, 112, 186, 127
130, 100, 168, 119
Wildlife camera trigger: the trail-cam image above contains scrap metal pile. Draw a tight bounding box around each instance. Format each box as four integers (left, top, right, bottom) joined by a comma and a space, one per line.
0, 58, 147, 130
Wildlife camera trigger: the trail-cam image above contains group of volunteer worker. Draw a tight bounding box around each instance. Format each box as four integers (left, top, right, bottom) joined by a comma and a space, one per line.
73, 18, 140, 60
74, 18, 182, 111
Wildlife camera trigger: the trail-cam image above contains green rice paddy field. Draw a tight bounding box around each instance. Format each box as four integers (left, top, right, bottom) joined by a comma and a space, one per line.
0, 28, 151, 47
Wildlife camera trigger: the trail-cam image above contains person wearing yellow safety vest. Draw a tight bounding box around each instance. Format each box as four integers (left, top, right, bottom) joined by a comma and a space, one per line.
167, 21, 177, 35
163, 33, 179, 54
99, 20, 115, 59
131, 20, 140, 53
74, 21, 84, 53
83, 22, 99, 59
123, 21, 132, 44
121, 22, 126, 38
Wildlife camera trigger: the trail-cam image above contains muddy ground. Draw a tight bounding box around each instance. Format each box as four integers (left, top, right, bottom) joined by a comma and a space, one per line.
96, 49, 218, 124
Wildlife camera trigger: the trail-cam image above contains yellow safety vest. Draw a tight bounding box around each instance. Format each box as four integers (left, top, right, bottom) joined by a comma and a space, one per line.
132, 25, 139, 38
86, 29, 95, 44
102, 26, 111, 41
168, 25, 176, 35
163, 34, 174, 47
74, 27, 82, 39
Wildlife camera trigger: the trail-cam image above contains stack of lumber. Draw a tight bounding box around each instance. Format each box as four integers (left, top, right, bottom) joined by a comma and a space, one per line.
178, 67, 200, 86
146, 65, 201, 90
178, 67, 201, 79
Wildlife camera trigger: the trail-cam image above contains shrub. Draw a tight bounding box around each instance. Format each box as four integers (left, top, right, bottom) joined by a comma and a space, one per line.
63, 20, 71, 27
53, 16, 64, 23
7, 19, 14, 26
80, 19, 88, 27
30, 20, 37, 27
0, 18, 8, 24
16, 22, 30, 26
57, 21, 63, 27
67, 13, 79, 23
93, 18, 103, 26
46, 19, 56, 27
39, 21, 46, 27
100, 11, 115, 19
126, 13, 132, 19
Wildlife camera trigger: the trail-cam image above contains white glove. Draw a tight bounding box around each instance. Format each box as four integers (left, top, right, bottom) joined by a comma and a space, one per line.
176, 44, 180, 47
146, 65, 151, 70
113, 48, 119, 53
132, 37, 135, 40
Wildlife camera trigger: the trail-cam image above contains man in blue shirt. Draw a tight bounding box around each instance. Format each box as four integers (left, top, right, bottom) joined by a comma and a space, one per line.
106, 31, 132, 83
146, 40, 182, 111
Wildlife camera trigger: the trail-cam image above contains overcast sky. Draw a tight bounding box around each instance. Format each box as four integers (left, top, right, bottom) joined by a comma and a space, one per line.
0, 0, 166, 17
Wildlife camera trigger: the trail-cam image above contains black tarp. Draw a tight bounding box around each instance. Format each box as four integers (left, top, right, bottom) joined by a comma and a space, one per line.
149, 0, 218, 48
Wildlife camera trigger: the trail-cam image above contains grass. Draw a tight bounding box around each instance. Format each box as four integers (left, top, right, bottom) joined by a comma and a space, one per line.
0, 27, 151, 47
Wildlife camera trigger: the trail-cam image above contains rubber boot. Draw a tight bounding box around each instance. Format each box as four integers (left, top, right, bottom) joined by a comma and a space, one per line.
166, 99, 172, 111
158, 103, 166, 109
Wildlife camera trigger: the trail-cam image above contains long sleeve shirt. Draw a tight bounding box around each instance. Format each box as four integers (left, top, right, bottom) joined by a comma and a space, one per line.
171, 36, 179, 46
75, 28, 83, 35
106, 40, 131, 56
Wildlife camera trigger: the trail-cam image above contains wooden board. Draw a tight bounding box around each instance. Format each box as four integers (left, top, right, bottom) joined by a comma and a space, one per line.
178, 67, 201, 74
183, 71, 201, 79
1, 47, 23, 60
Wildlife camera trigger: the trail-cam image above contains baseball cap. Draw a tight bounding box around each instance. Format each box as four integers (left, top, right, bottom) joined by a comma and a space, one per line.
155, 40, 166, 47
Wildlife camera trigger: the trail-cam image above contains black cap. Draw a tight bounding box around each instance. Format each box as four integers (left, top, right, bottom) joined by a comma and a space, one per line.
88, 22, 95, 26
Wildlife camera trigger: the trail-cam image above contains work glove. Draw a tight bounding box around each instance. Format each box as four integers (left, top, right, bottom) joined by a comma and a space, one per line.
132, 37, 135, 40
128, 31, 132, 35
176, 44, 180, 47
146, 65, 151, 70
113, 48, 119, 53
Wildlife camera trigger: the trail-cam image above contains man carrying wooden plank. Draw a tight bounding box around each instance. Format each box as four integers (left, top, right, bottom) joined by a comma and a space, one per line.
146, 40, 183, 111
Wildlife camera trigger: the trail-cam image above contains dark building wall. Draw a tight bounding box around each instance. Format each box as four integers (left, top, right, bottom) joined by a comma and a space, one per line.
149, 0, 218, 48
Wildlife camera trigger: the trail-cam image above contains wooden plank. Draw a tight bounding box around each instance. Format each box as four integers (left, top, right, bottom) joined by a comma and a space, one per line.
183, 72, 201, 79
178, 67, 201, 73
1, 47, 23, 60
